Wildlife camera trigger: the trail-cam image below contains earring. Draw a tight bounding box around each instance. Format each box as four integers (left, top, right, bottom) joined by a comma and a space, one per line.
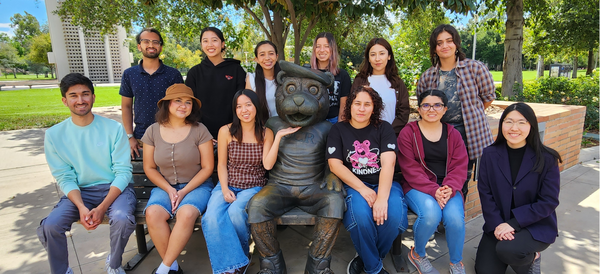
455, 50, 459, 55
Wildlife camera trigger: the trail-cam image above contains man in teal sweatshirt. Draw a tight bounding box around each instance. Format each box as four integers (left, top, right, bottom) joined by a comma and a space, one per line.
37, 73, 136, 274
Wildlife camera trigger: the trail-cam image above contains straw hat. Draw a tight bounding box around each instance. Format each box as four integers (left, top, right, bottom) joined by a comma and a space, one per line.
157, 84, 202, 107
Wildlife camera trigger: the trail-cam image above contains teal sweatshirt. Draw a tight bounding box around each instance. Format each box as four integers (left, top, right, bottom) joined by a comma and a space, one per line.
44, 114, 132, 195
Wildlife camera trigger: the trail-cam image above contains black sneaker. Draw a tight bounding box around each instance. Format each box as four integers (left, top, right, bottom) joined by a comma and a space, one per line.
378, 268, 389, 274
169, 265, 183, 274
347, 254, 364, 274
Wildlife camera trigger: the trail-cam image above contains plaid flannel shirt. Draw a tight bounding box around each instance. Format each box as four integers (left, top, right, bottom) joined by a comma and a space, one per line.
416, 58, 496, 160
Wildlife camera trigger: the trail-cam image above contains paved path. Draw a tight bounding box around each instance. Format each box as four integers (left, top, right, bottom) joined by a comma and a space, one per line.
0, 107, 597, 274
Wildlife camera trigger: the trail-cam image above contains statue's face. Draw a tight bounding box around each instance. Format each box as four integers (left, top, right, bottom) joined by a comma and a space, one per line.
275, 77, 329, 127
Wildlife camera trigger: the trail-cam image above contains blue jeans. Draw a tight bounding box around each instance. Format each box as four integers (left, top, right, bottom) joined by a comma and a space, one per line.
144, 179, 215, 217
343, 181, 407, 274
202, 182, 262, 274
326, 116, 338, 124
37, 184, 136, 274
405, 189, 465, 264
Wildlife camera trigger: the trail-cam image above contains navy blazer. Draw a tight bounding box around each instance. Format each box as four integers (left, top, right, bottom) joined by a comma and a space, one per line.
478, 144, 560, 244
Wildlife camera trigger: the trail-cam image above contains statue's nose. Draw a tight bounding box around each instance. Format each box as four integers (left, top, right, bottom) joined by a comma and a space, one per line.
293, 96, 305, 106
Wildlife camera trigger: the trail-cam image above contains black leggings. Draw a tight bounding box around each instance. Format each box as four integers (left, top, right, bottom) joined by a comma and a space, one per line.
475, 229, 550, 274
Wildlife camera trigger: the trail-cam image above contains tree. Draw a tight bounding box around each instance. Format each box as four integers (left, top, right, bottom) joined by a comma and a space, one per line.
10, 12, 42, 55
57, 0, 477, 64
546, 0, 599, 76
27, 33, 55, 78
392, 5, 449, 90
0, 42, 26, 78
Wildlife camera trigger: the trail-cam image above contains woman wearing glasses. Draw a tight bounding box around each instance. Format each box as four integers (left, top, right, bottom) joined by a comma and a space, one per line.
475, 103, 561, 274
397, 90, 468, 274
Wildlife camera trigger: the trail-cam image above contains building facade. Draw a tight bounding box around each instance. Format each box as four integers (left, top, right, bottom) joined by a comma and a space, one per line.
45, 0, 131, 82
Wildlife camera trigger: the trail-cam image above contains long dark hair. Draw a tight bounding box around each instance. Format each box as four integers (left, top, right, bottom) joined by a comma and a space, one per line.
342, 86, 384, 127
429, 24, 466, 67
492, 102, 562, 173
310, 32, 340, 76
155, 99, 202, 125
229, 89, 266, 144
253, 40, 281, 120
356, 37, 404, 93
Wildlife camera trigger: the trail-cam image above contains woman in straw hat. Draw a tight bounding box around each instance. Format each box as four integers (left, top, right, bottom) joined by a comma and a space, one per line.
142, 83, 215, 274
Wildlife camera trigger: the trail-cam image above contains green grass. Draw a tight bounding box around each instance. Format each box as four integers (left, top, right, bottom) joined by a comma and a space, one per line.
0, 74, 56, 81
489, 70, 588, 82
0, 86, 121, 131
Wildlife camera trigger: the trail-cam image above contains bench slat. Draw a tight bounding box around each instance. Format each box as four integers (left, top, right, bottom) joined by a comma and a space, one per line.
132, 174, 155, 187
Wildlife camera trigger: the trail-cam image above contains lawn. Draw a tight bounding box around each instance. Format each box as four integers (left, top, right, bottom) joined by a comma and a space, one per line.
489, 70, 588, 82
0, 73, 56, 81
0, 86, 121, 131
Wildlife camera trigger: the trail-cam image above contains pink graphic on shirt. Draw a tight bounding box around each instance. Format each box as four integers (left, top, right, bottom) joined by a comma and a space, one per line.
348, 140, 380, 169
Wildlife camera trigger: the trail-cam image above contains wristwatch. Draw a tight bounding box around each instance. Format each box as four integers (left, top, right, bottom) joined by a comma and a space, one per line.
127, 134, 134, 139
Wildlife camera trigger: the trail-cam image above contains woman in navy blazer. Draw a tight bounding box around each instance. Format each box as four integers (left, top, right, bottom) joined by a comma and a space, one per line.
475, 102, 562, 274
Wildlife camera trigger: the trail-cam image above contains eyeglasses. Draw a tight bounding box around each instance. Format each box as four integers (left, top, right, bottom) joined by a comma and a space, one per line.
503, 119, 529, 128
419, 103, 445, 111
140, 39, 162, 46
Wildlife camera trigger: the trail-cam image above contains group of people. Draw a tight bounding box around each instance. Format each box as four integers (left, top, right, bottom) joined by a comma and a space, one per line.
37, 23, 561, 274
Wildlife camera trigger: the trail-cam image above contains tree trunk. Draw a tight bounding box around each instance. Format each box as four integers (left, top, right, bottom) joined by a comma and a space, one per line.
501, 0, 524, 97
536, 55, 544, 79
271, 11, 287, 61
587, 49, 594, 75
13, 68, 16, 78
572, 56, 578, 78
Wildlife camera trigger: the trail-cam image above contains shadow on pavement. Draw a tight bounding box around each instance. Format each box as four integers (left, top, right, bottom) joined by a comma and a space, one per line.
0, 129, 46, 157
0, 182, 60, 274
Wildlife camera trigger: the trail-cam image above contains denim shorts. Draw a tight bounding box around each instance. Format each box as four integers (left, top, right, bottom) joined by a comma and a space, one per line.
144, 178, 215, 218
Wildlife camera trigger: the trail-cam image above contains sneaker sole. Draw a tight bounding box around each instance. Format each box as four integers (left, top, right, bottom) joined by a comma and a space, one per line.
347, 255, 362, 274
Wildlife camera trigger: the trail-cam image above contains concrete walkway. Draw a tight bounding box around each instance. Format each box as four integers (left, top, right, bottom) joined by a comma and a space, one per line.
0, 107, 597, 274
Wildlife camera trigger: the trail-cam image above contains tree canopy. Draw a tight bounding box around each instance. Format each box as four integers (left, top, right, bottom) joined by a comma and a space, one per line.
56, 0, 477, 63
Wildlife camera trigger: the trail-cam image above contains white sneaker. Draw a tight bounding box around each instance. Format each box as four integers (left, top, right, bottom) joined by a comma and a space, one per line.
105, 254, 126, 274
66, 268, 74, 274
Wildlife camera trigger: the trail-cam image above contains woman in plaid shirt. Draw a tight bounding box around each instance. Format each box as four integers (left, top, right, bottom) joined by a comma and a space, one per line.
416, 24, 496, 199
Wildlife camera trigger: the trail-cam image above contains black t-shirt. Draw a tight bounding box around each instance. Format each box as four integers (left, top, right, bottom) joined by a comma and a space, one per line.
420, 123, 448, 185
326, 121, 397, 184
439, 68, 464, 126
320, 68, 351, 119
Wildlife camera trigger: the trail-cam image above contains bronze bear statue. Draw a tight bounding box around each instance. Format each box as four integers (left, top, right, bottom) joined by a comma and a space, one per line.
247, 61, 345, 274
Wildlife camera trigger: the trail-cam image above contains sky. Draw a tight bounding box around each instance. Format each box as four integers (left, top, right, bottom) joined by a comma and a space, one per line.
0, 0, 48, 37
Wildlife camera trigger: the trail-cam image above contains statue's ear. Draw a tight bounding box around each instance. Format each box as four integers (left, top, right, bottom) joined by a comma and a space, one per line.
276, 71, 287, 85
324, 72, 335, 87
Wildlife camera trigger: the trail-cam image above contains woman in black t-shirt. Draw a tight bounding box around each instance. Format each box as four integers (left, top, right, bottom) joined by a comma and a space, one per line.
326, 86, 407, 274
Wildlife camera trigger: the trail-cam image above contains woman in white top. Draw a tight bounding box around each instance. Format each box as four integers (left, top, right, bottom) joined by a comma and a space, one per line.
351, 37, 410, 136
245, 40, 281, 122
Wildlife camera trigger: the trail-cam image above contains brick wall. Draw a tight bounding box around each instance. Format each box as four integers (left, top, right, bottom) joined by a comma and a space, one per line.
463, 101, 587, 220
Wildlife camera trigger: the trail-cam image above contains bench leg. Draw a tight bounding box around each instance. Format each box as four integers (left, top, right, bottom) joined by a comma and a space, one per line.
390, 234, 409, 273
123, 224, 155, 271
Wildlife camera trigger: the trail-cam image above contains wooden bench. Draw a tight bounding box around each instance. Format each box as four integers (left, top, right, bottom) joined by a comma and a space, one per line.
87, 149, 418, 272
122, 150, 328, 270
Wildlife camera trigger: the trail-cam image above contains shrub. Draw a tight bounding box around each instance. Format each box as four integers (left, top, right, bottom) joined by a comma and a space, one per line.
511, 71, 599, 130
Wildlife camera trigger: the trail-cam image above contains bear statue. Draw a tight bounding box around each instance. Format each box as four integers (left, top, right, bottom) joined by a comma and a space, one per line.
246, 61, 345, 274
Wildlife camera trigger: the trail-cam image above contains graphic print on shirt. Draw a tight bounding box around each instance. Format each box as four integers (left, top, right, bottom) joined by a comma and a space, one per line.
329, 80, 340, 107
346, 140, 380, 175
438, 68, 462, 124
